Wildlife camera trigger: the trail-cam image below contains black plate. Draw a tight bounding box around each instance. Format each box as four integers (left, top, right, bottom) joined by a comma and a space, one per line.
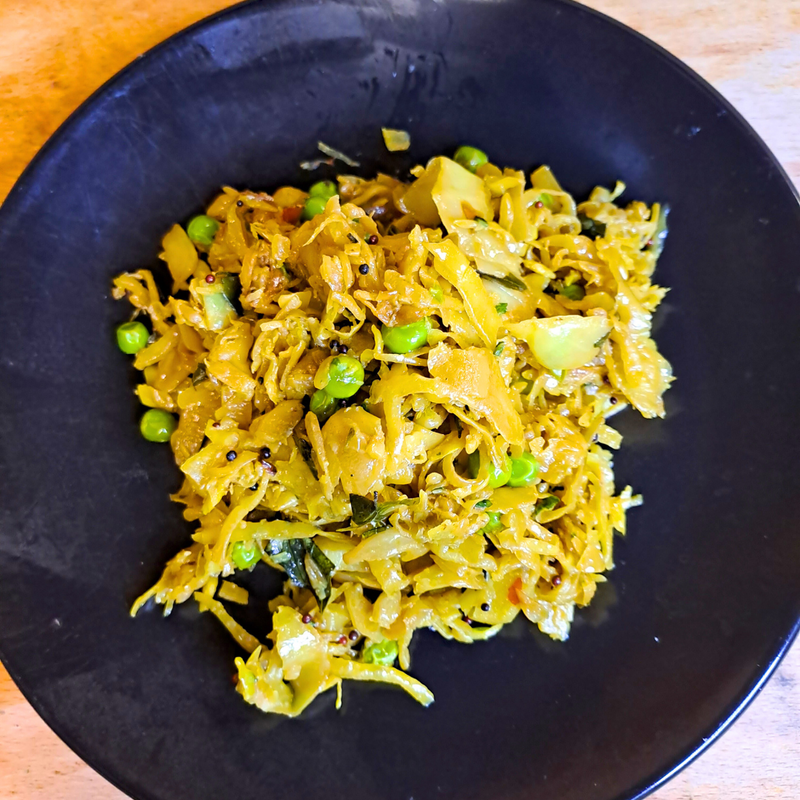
1, 1, 799, 799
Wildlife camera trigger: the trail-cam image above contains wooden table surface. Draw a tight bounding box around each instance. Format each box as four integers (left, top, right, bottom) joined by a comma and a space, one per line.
1, 1, 798, 798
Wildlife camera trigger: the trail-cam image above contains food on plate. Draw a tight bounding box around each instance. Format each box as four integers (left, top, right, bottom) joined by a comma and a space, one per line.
112, 146, 672, 717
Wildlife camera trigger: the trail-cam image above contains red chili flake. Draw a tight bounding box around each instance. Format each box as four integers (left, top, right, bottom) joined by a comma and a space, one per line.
367, 234, 379, 245
205, 274, 216, 284
535, 201, 544, 209
337, 635, 348, 645
231, 673, 240, 685
646, 239, 653, 247
508, 577, 523, 606
302, 614, 312, 624
552, 575, 562, 587
282, 206, 303, 224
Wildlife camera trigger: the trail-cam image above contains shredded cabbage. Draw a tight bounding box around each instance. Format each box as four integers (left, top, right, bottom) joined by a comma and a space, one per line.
115, 152, 672, 716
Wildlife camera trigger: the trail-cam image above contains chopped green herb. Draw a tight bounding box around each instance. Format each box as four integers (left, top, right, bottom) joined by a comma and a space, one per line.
474, 217, 489, 229
493, 341, 504, 357
495, 302, 508, 314
481, 511, 503, 534
540, 192, 554, 209
362, 639, 399, 666
559, 283, 585, 301
535, 495, 560, 513
474, 499, 492, 509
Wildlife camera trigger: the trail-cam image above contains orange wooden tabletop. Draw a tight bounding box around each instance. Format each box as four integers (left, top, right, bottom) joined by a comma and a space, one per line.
1, 2, 799, 799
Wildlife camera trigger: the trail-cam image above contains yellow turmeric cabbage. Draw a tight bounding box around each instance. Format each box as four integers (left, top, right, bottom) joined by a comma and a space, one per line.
115, 152, 672, 717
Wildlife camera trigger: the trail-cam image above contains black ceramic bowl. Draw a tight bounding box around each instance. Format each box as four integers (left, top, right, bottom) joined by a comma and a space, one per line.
1, 1, 799, 799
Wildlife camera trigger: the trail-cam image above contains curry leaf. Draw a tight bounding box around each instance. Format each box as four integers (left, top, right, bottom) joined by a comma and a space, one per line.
350, 492, 379, 525
302, 538, 334, 610
191, 363, 208, 385
266, 539, 310, 588
294, 434, 319, 480
478, 271, 528, 292
577, 213, 606, 239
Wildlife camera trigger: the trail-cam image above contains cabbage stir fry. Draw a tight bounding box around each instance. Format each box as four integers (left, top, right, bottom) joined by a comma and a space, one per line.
113, 146, 672, 717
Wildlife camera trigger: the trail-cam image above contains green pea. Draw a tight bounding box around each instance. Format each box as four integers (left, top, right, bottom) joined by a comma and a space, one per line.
116, 321, 149, 354
186, 215, 220, 246
231, 540, 260, 570
453, 145, 489, 173
302, 195, 328, 220
381, 318, 431, 354
468, 451, 511, 488
559, 283, 585, 301
139, 409, 177, 443
308, 180, 337, 199
488, 457, 512, 488
508, 453, 539, 487
481, 511, 503, 534
322, 355, 364, 399
309, 388, 339, 422
362, 639, 398, 666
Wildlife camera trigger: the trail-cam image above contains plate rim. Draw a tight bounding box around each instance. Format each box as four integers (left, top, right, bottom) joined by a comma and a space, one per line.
0, 1, 798, 799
